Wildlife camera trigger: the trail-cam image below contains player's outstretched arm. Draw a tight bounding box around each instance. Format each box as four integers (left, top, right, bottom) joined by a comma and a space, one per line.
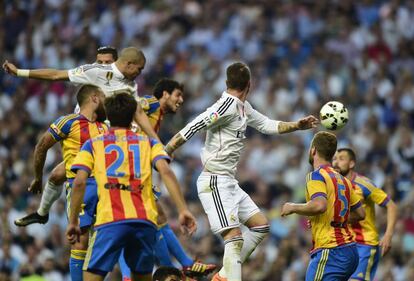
277, 115, 319, 134
3, 60, 69, 81
66, 169, 88, 244
134, 106, 161, 143
155, 159, 197, 235
281, 197, 327, 217
380, 199, 397, 256
30, 132, 58, 194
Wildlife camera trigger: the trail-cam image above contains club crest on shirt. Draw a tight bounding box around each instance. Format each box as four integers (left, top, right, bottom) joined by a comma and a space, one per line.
209, 112, 219, 123
72, 67, 83, 76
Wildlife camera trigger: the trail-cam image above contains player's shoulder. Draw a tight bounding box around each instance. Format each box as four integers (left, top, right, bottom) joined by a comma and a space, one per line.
139, 95, 160, 113
212, 94, 238, 116
52, 113, 81, 127
81, 63, 113, 72
354, 173, 377, 189
306, 168, 326, 182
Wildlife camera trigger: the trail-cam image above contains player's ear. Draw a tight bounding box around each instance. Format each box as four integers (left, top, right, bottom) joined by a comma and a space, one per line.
349, 160, 355, 169
162, 90, 170, 98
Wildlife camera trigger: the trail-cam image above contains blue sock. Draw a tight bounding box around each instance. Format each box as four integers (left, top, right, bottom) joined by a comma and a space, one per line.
154, 228, 175, 267
118, 250, 131, 281
70, 250, 86, 281
161, 224, 194, 267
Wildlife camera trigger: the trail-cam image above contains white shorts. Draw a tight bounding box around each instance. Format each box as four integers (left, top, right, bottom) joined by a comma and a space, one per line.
197, 172, 260, 234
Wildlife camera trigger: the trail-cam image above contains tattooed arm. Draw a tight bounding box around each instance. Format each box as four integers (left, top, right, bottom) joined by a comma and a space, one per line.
164, 133, 186, 156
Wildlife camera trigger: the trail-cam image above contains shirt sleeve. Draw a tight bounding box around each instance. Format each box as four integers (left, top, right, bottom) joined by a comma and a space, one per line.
306, 171, 327, 201
349, 183, 363, 211
178, 97, 235, 141
68, 64, 100, 85
71, 140, 94, 175
363, 180, 390, 207
149, 138, 171, 169
48, 115, 76, 141
139, 96, 160, 114
245, 101, 280, 134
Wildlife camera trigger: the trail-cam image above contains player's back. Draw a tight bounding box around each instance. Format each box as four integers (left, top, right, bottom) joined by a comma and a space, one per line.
68, 63, 137, 97
139, 95, 162, 132
306, 165, 359, 253
75, 128, 169, 227
351, 173, 390, 246
48, 113, 108, 178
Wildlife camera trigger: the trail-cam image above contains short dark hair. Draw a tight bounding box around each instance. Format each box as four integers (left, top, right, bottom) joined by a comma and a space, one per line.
76, 85, 102, 106
226, 62, 251, 91
97, 46, 118, 60
311, 131, 337, 161
153, 266, 183, 281
104, 93, 137, 127
337, 148, 356, 162
153, 78, 184, 99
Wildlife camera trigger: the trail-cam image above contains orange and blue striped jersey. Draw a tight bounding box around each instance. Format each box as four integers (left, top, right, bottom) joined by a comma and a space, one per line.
306, 165, 361, 253
71, 128, 170, 227
48, 114, 108, 178
350, 173, 390, 246
139, 95, 163, 133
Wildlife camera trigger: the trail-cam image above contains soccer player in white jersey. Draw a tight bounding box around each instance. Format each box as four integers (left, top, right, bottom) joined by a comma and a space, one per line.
165, 62, 318, 281
3, 47, 159, 224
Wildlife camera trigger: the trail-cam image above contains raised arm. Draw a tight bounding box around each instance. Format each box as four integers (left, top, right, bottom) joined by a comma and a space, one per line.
29, 132, 58, 194
246, 102, 318, 134
3, 60, 69, 81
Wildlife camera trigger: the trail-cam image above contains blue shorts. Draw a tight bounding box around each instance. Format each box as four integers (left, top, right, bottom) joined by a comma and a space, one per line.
306, 243, 359, 281
84, 221, 157, 275
351, 244, 380, 280
66, 178, 98, 228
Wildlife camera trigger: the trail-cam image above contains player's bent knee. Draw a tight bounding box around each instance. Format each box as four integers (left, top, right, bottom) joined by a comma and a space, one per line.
49, 163, 67, 185
244, 212, 269, 228
221, 227, 242, 240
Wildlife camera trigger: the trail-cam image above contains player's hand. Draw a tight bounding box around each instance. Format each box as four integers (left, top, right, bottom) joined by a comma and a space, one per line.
28, 179, 42, 194
379, 233, 392, 256
296, 115, 319, 130
178, 209, 197, 236
66, 223, 81, 244
281, 202, 295, 217
2, 60, 18, 76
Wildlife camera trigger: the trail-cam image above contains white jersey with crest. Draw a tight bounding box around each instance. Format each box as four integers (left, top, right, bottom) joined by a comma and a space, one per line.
178, 91, 281, 178
68, 63, 138, 98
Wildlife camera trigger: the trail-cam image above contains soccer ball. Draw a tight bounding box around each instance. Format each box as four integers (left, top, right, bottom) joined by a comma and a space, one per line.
320, 101, 349, 130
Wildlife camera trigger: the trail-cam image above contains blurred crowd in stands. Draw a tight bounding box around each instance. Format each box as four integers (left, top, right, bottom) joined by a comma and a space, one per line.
1, 0, 414, 280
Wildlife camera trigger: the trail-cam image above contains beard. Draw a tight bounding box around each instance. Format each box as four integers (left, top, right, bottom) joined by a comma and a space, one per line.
334, 166, 349, 176
96, 103, 107, 122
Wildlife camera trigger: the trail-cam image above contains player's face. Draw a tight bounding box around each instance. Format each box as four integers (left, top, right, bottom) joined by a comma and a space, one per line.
125, 60, 145, 80
96, 53, 115, 64
164, 88, 184, 114
332, 151, 352, 176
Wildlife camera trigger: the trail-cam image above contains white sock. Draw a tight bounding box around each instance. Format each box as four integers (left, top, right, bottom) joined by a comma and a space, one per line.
240, 225, 270, 263
218, 236, 243, 281
37, 181, 63, 216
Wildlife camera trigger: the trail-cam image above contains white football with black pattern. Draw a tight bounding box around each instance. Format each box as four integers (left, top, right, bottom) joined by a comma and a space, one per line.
320, 101, 348, 130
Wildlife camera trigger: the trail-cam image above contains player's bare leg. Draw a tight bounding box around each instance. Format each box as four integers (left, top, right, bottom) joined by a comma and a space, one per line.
71, 227, 90, 281
83, 271, 105, 281
15, 161, 67, 226
240, 212, 270, 262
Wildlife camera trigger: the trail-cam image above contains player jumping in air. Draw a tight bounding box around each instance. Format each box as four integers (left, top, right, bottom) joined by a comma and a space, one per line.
333, 148, 397, 281
119, 79, 216, 280
13, 46, 119, 227
66, 93, 197, 281
281, 131, 366, 281
23, 85, 109, 281
165, 62, 318, 281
